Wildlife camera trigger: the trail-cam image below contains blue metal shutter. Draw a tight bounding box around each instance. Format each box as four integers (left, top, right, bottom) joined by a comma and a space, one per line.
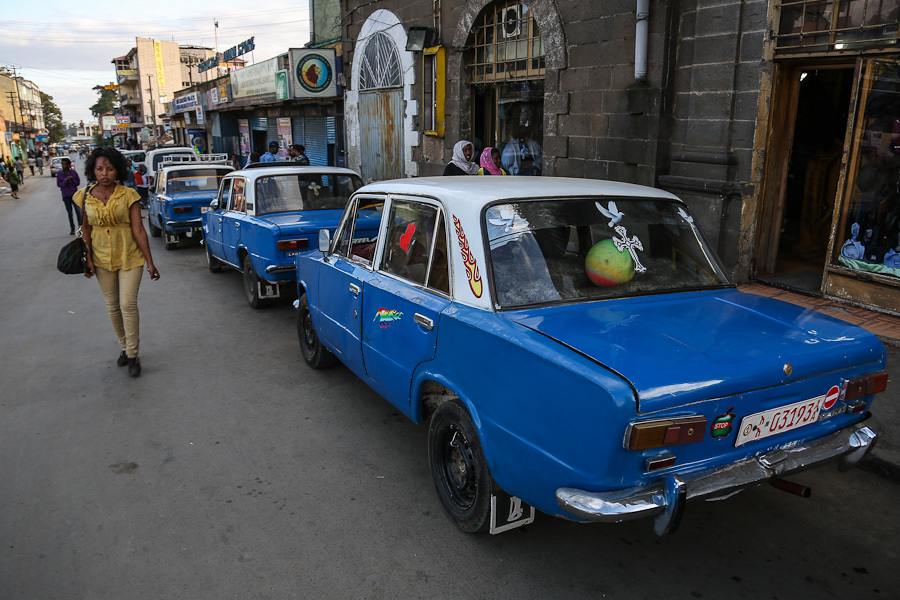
303, 117, 328, 166
326, 116, 336, 143
267, 118, 279, 149
291, 118, 305, 149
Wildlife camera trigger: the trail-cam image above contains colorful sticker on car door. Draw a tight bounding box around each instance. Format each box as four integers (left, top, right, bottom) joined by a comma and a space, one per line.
374, 308, 403, 329
453, 215, 483, 298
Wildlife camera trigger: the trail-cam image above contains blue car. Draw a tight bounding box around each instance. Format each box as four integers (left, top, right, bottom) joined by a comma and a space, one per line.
295, 177, 887, 535
148, 163, 233, 249
203, 165, 363, 308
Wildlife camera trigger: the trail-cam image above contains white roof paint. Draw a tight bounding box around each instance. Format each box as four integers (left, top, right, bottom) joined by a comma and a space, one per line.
160, 164, 234, 174
355, 177, 682, 311
228, 166, 361, 182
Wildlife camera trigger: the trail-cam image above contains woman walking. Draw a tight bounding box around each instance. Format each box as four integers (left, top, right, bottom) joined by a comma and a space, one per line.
4, 159, 20, 198
77, 147, 160, 377
443, 140, 478, 176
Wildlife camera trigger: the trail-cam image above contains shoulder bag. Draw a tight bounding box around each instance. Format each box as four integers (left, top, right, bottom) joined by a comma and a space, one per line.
56, 184, 95, 275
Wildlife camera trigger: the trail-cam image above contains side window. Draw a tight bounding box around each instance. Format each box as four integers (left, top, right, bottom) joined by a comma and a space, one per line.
349, 198, 385, 265
219, 179, 233, 209
334, 198, 357, 258
231, 178, 246, 213
156, 172, 165, 195
381, 200, 439, 286
426, 212, 450, 295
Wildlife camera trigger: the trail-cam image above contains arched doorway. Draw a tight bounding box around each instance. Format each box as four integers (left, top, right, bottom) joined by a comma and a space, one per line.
465, 0, 546, 175
358, 32, 404, 182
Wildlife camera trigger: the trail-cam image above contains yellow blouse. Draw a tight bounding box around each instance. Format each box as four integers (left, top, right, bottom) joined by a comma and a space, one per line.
76, 185, 145, 271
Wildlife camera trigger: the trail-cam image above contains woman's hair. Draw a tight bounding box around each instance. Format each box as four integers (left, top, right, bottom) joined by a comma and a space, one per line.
85, 146, 129, 182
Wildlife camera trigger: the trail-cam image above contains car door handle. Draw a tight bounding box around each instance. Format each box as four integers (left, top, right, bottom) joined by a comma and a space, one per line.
348, 283, 361, 296
234, 222, 240, 228
414, 313, 434, 331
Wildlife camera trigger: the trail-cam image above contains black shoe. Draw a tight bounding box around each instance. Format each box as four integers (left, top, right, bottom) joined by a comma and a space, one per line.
70, 230, 75, 235
128, 357, 141, 378
117, 351, 128, 367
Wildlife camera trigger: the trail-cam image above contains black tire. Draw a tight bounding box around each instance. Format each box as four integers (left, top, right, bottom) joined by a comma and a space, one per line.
206, 244, 223, 273
428, 400, 492, 533
297, 293, 337, 369
148, 214, 161, 237
242, 254, 264, 309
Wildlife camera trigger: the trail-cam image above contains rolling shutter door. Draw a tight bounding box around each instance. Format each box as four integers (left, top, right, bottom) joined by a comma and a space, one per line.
291, 118, 305, 148
303, 117, 328, 166
267, 118, 279, 149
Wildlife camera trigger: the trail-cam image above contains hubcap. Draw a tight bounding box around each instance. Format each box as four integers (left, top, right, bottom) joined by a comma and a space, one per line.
302, 310, 316, 349
439, 424, 478, 511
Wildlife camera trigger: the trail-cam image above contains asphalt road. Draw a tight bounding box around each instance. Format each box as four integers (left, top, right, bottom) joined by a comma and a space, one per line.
1, 166, 898, 600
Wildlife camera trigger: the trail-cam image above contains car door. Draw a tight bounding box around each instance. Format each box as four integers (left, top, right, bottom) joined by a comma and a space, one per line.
316, 195, 386, 378
361, 197, 452, 412
206, 178, 232, 261
222, 177, 247, 266
150, 171, 164, 229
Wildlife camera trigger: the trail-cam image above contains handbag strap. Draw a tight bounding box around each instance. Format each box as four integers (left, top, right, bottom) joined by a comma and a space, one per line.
76, 183, 97, 238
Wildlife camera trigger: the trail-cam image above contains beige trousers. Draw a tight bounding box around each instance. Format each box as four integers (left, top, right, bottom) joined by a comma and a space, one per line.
94, 266, 143, 358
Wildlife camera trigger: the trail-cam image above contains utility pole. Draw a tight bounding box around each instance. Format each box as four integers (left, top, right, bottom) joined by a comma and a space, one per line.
146, 74, 157, 138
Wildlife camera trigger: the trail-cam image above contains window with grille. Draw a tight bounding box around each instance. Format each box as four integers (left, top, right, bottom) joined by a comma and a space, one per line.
359, 31, 403, 91
467, 0, 545, 83
775, 1, 899, 52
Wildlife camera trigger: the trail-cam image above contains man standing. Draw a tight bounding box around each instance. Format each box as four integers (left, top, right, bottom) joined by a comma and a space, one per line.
14, 156, 25, 186
288, 144, 310, 165
259, 141, 280, 162
56, 158, 81, 235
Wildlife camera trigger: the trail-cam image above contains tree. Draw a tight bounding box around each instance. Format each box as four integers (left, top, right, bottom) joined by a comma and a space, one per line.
89, 85, 117, 117
40, 92, 66, 143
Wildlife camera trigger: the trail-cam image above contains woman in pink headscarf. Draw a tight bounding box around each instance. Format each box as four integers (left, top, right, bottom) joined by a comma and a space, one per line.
477, 146, 508, 176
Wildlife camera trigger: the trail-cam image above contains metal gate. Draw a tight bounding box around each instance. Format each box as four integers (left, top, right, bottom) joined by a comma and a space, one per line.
359, 89, 403, 183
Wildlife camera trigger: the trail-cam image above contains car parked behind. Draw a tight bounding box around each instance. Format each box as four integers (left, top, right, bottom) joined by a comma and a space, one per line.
295, 176, 887, 536
49, 157, 65, 177
148, 159, 233, 249
202, 164, 364, 308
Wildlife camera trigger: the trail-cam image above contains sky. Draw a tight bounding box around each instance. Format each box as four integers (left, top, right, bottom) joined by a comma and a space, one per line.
2, 0, 312, 124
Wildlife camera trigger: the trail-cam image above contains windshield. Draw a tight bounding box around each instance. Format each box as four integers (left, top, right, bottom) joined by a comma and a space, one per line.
486, 197, 730, 308
125, 152, 146, 162
255, 174, 362, 214
165, 169, 228, 194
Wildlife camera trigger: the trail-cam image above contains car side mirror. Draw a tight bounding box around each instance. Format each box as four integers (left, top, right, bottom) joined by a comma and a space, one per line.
209, 198, 219, 210
318, 228, 331, 254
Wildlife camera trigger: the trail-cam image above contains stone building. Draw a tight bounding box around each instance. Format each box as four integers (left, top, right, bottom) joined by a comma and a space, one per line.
341, 0, 899, 313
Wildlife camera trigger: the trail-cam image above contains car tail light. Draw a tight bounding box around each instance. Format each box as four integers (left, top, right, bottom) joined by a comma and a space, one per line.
625, 416, 706, 450
173, 206, 192, 214
277, 239, 309, 252
844, 371, 889, 401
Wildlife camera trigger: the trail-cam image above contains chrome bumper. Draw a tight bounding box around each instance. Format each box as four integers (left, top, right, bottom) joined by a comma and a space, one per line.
165, 218, 202, 228
556, 423, 877, 536
265, 264, 294, 274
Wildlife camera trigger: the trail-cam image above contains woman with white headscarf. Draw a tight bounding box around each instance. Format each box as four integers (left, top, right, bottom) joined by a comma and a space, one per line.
443, 140, 479, 176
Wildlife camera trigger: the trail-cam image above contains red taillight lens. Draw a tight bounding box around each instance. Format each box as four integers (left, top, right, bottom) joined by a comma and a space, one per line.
845, 371, 889, 401
276, 239, 309, 252
173, 206, 191, 214
626, 416, 706, 450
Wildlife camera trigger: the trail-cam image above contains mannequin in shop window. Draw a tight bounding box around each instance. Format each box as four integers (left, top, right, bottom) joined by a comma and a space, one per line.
501, 129, 542, 176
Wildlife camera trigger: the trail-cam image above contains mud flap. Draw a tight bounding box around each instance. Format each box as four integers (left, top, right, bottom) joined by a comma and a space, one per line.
489, 488, 535, 534
257, 281, 281, 299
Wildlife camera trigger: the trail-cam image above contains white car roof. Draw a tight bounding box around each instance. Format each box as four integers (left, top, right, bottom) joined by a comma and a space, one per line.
353, 177, 681, 311
160, 164, 233, 174
227, 166, 361, 181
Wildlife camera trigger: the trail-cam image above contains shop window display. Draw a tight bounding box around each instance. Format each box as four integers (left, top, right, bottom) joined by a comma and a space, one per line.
835, 60, 900, 279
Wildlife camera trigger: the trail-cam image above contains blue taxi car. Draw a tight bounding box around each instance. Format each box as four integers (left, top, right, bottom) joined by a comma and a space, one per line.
203, 165, 363, 308
295, 177, 887, 536
148, 162, 233, 249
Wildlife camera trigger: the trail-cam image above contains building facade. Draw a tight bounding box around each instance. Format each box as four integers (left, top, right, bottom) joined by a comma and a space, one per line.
340, 0, 898, 314
0, 70, 46, 158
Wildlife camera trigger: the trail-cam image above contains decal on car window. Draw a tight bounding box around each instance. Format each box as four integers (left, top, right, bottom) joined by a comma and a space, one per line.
595, 200, 625, 227
373, 308, 403, 328
452, 215, 483, 298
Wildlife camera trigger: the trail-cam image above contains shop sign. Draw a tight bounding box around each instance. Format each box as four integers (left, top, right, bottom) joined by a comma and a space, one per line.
231, 57, 278, 98
116, 68, 137, 77
198, 55, 219, 74
173, 92, 200, 113
224, 37, 255, 62
101, 115, 118, 131
196, 105, 205, 125
289, 48, 337, 98
238, 119, 251, 154
275, 70, 290, 101
277, 117, 292, 149
115, 115, 131, 125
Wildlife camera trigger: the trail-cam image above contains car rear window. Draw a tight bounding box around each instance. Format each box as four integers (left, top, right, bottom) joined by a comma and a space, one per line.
254, 174, 362, 214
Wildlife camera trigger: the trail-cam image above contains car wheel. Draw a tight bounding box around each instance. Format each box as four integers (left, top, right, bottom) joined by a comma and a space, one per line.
148, 214, 161, 237
297, 293, 337, 369
428, 400, 492, 533
242, 255, 264, 309
206, 244, 223, 273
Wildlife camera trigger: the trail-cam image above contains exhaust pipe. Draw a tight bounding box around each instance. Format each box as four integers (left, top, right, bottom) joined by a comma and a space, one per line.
770, 478, 811, 498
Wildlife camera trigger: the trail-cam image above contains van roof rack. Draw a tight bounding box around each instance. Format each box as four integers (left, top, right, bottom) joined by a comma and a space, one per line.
161, 153, 230, 166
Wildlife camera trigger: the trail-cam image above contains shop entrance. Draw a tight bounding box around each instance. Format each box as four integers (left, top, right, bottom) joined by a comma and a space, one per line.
756, 65, 854, 292
252, 130, 268, 155
473, 81, 544, 175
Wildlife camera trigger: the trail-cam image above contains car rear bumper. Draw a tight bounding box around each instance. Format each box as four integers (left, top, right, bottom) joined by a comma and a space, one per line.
555, 422, 877, 535
165, 218, 203, 233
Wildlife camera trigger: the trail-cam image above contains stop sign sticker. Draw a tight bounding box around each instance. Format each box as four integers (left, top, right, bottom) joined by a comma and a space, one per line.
823, 385, 841, 410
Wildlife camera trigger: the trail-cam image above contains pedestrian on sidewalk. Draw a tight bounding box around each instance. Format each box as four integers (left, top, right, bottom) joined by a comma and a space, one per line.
288, 144, 310, 165
14, 157, 25, 186
3, 159, 20, 198
443, 140, 478, 175
36, 155, 45, 176
27, 154, 36, 176
56, 158, 81, 234
77, 147, 160, 378
260, 142, 280, 163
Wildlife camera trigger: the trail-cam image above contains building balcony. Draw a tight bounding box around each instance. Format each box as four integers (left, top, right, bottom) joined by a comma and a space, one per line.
120, 94, 141, 106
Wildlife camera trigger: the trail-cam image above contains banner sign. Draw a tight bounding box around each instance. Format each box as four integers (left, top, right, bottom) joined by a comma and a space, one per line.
101, 115, 118, 131
275, 70, 289, 101
198, 55, 219, 74
116, 68, 137, 77
277, 117, 292, 149
173, 92, 200, 113
196, 104, 205, 125
231, 57, 278, 98
238, 119, 250, 154
224, 37, 255, 62
153, 40, 166, 88
289, 48, 337, 99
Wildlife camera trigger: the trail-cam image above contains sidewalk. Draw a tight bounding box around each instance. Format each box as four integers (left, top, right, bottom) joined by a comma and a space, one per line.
740, 283, 900, 481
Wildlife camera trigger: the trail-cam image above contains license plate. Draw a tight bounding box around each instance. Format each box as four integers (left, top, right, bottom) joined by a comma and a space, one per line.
734, 395, 824, 447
